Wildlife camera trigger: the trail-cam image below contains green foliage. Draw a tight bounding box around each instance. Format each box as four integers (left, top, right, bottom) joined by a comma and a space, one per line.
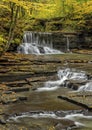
0, 35, 6, 43
46, 20, 63, 31
0, 35, 7, 54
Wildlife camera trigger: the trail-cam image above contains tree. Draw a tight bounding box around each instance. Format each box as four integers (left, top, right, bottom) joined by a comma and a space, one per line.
1, 0, 31, 52
0, 0, 56, 54
0, 0, 92, 54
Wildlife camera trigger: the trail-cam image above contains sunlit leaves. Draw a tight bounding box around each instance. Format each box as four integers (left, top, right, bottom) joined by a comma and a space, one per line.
0, 0, 92, 30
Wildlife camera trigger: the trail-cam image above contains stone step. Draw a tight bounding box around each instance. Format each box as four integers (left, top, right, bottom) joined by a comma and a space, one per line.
9, 87, 30, 93
0, 71, 56, 83
58, 95, 92, 110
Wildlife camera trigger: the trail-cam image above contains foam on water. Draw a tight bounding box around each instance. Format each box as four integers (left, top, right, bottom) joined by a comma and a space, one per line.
17, 32, 62, 55
57, 68, 87, 81
64, 113, 92, 120
7, 111, 92, 128
43, 46, 61, 54
7, 111, 58, 122
78, 81, 92, 92
36, 86, 59, 92
64, 113, 92, 127
36, 68, 87, 92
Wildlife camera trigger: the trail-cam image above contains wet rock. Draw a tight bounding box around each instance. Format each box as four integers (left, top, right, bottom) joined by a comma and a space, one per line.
0, 84, 8, 91
0, 116, 6, 125
55, 111, 66, 117
19, 96, 27, 101
4, 91, 12, 94
87, 74, 92, 80
38, 46, 45, 53
55, 123, 63, 130
1, 93, 18, 104
6, 80, 27, 87
32, 88, 37, 91
26, 76, 46, 83
10, 87, 30, 93
0, 68, 11, 73
65, 80, 87, 90
1, 99, 18, 105
72, 49, 92, 55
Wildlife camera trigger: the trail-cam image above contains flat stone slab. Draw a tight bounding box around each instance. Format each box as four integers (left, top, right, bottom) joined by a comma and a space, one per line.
58, 91, 92, 110
10, 87, 30, 93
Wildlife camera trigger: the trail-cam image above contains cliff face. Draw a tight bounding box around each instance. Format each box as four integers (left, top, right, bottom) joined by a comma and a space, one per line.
51, 32, 92, 51
7, 31, 92, 53
34, 18, 92, 51
15, 18, 92, 52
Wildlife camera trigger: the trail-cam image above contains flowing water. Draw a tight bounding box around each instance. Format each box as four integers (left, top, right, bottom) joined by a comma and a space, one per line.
17, 32, 62, 55
66, 36, 70, 52
7, 68, 92, 130
36, 68, 88, 92
78, 82, 92, 92
7, 110, 92, 129
8, 31, 92, 129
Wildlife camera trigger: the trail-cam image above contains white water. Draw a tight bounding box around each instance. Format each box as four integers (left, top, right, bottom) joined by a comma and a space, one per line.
78, 81, 92, 92
7, 111, 57, 122
18, 32, 62, 55
7, 111, 92, 128
36, 68, 87, 92
66, 36, 70, 52
57, 68, 87, 81
36, 86, 59, 92
65, 113, 92, 128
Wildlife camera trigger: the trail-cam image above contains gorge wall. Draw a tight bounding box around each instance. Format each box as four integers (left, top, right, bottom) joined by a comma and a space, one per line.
8, 18, 92, 52
8, 31, 92, 53
52, 32, 92, 52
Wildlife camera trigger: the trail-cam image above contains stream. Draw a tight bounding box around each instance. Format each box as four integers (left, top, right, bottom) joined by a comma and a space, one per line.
2, 32, 92, 130
6, 68, 92, 130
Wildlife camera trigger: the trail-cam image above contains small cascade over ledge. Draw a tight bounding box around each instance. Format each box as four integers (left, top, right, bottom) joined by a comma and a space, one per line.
78, 81, 92, 92
17, 31, 62, 55
36, 68, 88, 92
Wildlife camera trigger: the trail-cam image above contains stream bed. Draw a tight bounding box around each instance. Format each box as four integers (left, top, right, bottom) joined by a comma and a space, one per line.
5, 87, 92, 130
0, 53, 92, 130
5, 68, 92, 130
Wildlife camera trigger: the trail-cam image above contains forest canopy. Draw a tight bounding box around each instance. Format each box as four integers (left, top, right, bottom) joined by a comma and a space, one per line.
0, 0, 92, 53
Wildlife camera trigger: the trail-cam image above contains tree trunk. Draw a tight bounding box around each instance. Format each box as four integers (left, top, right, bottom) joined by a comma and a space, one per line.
4, 3, 19, 52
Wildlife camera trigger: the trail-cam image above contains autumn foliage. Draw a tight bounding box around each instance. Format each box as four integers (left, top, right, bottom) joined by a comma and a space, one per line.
0, 0, 92, 53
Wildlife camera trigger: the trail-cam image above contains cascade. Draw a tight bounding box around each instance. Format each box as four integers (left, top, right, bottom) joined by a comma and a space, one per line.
7, 110, 92, 128
17, 31, 62, 55
78, 81, 92, 92
36, 68, 87, 92
66, 36, 70, 52
57, 68, 87, 81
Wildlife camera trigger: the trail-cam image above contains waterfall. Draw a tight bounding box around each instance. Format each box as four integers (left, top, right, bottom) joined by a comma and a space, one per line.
66, 36, 70, 52
17, 31, 62, 55
36, 67, 92, 92
78, 82, 92, 92
36, 68, 87, 92
57, 68, 87, 81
